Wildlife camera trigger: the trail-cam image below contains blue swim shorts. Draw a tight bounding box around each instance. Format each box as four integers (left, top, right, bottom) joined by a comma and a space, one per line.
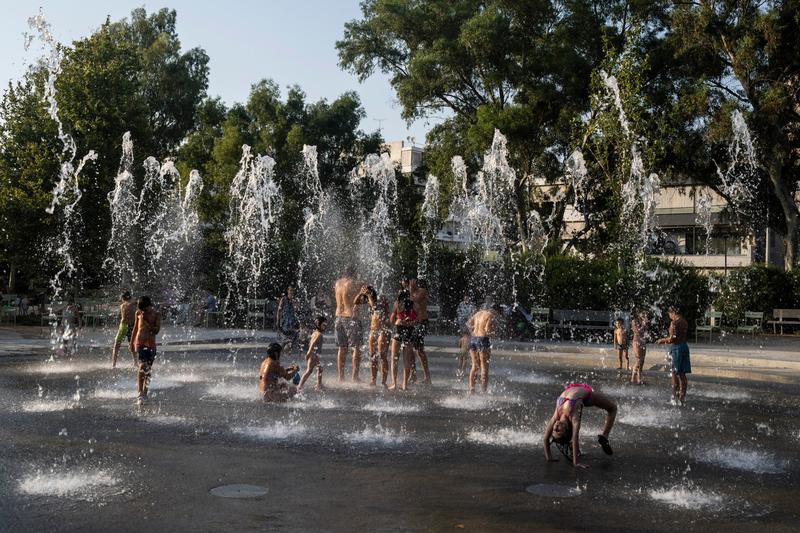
469, 336, 491, 351
670, 343, 691, 374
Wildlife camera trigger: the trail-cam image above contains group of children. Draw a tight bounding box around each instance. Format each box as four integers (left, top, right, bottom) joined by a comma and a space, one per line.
612, 311, 649, 385
110, 286, 693, 468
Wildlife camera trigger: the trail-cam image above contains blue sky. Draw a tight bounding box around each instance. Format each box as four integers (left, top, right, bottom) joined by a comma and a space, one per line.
0, 1, 436, 145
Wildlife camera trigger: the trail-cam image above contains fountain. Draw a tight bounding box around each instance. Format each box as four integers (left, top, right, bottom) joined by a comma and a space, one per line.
350, 152, 398, 295
600, 70, 661, 255
418, 174, 440, 283
223, 145, 284, 321
104, 132, 139, 289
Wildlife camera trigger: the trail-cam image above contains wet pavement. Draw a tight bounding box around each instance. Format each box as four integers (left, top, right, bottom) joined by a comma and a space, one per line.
0, 339, 798, 532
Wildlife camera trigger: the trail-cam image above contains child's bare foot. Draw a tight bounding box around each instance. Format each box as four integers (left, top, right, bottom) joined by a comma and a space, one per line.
387, 384, 396, 391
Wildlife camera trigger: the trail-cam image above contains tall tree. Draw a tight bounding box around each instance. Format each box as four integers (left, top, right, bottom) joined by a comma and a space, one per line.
337, 0, 667, 247
0, 8, 209, 290
668, 0, 800, 270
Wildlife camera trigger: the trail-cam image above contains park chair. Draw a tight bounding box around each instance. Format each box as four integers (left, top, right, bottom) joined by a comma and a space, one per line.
247, 299, 267, 330
530, 307, 550, 337
695, 311, 723, 342
0, 303, 17, 326
736, 311, 763, 335
427, 304, 440, 334
204, 299, 226, 328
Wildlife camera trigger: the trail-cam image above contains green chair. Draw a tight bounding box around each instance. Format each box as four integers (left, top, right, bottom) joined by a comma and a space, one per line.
736, 311, 763, 335
695, 311, 723, 342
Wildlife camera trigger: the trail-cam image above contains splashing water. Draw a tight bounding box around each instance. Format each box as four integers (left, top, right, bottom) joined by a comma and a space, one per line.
693, 446, 785, 474
418, 175, 440, 281
362, 399, 421, 415
649, 484, 725, 511
600, 71, 661, 253
296, 145, 338, 300
104, 132, 139, 288
716, 110, 758, 208
466, 427, 537, 448
232, 422, 307, 441
24, 10, 75, 161
695, 189, 714, 254
19, 469, 119, 498
350, 153, 398, 294
343, 422, 408, 447
224, 146, 283, 319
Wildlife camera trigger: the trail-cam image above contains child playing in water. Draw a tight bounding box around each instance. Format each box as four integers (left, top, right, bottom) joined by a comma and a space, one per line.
388, 289, 417, 391
630, 311, 648, 385
111, 290, 136, 369
366, 290, 391, 387
298, 316, 327, 391
543, 383, 617, 468
656, 305, 691, 406
259, 342, 300, 402
128, 296, 161, 405
613, 318, 629, 372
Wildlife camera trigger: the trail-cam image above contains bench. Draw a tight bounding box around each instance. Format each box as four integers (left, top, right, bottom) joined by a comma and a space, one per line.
551, 309, 617, 339
736, 311, 763, 335
767, 309, 800, 335
204, 299, 226, 328
247, 299, 268, 329
696, 311, 723, 342
427, 304, 440, 334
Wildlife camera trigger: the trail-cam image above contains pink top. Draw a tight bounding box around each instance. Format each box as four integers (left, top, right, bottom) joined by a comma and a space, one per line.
556, 383, 593, 416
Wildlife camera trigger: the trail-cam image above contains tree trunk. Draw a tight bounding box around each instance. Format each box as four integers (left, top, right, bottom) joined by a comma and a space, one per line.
767, 157, 799, 271
7, 259, 15, 292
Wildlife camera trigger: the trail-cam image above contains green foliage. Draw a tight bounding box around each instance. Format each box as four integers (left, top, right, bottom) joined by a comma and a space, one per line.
0, 8, 209, 290
337, 1, 670, 245
667, 0, 800, 269
713, 265, 797, 322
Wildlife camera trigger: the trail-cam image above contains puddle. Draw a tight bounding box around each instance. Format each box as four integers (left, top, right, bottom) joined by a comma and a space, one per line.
343, 426, 408, 446
693, 446, 785, 474
466, 427, 537, 448
209, 484, 268, 498
649, 485, 725, 510
525, 484, 582, 497
363, 400, 421, 414
232, 422, 306, 441
19, 469, 119, 498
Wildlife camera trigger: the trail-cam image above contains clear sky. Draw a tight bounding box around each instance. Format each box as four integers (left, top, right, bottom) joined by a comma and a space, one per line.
0, 0, 436, 145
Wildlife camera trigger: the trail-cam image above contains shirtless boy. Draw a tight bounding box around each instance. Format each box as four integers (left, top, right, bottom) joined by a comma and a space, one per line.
334, 267, 366, 382
111, 290, 136, 368
366, 289, 391, 387
409, 278, 431, 384
298, 316, 327, 391
259, 342, 300, 402
466, 304, 502, 394
128, 296, 161, 405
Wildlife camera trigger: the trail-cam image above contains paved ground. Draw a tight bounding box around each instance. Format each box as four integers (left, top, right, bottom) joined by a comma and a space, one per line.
1, 325, 798, 532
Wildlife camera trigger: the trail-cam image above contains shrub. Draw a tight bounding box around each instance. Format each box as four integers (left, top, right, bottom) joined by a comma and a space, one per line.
714, 265, 795, 323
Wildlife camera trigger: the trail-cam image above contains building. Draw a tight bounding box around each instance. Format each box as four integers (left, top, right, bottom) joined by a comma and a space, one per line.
385, 140, 424, 174
533, 179, 788, 274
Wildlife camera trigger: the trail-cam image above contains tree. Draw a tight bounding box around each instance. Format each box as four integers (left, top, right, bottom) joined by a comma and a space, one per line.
337, 0, 668, 247
668, 0, 800, 270
0, 8, 209, 291
177, 80, 383, 291
0, 73, 60, 291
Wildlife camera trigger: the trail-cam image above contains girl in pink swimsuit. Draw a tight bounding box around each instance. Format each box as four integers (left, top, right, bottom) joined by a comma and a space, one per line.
543, 383, 618, 467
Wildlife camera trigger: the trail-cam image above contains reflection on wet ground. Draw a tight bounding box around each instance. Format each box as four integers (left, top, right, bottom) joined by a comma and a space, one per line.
1, 345, 798, 532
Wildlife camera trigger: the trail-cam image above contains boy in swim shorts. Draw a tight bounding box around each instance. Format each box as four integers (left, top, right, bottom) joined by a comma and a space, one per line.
466, 304, 502, 394
111, 290, 136, 368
